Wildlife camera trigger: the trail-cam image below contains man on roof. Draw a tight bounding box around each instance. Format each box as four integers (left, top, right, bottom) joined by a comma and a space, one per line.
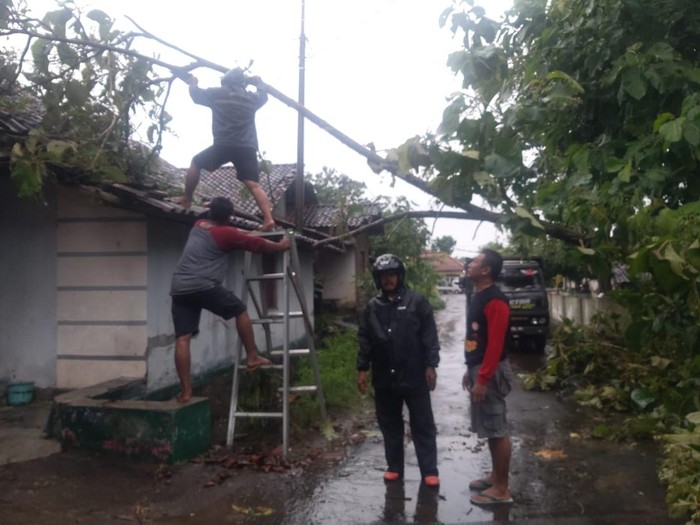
179, 68, 276, 232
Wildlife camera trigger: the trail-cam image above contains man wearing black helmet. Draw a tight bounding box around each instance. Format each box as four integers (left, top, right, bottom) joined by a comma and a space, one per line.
179, 68, 276, 231
357, 254, 441, 487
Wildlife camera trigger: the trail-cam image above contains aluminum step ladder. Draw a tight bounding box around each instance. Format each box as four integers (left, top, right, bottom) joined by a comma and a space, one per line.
226, 231, 327, 458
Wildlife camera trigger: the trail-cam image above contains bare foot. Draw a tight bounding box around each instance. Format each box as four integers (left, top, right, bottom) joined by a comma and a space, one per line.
246, 355, 272, 371
175, 391, 192, 404
259, 220, 277, 232
177, 196, 192, 209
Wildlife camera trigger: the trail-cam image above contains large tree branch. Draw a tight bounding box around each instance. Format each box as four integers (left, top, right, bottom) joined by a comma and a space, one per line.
4, 19, 589, 245
313, 210, 491, 248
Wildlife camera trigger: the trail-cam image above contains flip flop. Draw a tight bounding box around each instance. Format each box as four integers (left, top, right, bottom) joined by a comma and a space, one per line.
469, 479, 493, 491
470, 492, 514, 506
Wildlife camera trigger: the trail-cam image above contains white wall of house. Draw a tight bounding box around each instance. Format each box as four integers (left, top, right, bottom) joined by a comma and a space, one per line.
1, 180, 316, 393
315, 249, 357, 307
0, 178, 58, 388
55, 187, 148, 389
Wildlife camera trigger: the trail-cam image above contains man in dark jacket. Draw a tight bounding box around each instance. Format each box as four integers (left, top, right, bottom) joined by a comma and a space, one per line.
179, 68, 275, 231
462, 248, 514, 506
357, 254, 441, 486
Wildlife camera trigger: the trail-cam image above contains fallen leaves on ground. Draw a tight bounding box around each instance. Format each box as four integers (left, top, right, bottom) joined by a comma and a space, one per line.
231, 504, 274, 517
534, 448, 568, 459
195, 443, 344, 487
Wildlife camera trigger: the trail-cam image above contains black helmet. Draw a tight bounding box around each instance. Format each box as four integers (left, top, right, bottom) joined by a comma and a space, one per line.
221, 68, 246, 88
372, 253, 405, 289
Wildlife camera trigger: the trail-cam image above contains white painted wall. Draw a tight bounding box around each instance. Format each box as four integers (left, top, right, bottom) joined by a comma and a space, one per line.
55, 187, 147, 388
1, 180, 316, 393
315, 249, 357, 307
0, 178, 57, 388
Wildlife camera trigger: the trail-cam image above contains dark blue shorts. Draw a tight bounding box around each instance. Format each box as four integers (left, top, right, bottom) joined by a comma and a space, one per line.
193, 144, 259, 182
171, 285, 247, 338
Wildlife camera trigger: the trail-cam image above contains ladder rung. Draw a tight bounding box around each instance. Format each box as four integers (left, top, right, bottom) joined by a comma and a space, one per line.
270, 349, 310, 357
251, 312, 303, 324
265, 311, 304, 319
232, 411, 284, 418
282, 386, 318, 394
246, 273, 284, 281
236, 364, 284, 371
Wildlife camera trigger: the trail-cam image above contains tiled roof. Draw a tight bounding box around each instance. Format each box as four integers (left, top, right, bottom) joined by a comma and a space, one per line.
304, 203, 383, 229
0, 92, 45, 145
1, 90, 379, 244
421, 252, 464, 273
198, 164, 297, 217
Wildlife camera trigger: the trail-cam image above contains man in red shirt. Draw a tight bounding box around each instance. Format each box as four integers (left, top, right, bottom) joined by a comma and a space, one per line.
462, 249, 514, 505
170, 197, 290, 403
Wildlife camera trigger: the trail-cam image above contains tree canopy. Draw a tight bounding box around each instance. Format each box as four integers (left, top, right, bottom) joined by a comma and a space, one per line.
407, 0, 700, 324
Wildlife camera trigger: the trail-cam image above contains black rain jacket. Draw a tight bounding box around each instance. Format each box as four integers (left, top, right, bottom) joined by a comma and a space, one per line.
357, 287, 440, 389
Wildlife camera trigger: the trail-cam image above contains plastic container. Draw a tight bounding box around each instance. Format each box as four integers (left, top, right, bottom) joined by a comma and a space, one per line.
6, 381, 34, 406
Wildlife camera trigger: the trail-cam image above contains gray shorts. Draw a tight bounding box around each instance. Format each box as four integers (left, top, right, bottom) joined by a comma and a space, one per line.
467, 360, 514, 439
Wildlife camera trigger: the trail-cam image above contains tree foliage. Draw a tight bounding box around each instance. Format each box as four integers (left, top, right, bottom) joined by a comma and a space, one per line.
1, 0, 176, 196
418, 0, 700, 346
421, 1, 700, 518
430, 235, 457, 255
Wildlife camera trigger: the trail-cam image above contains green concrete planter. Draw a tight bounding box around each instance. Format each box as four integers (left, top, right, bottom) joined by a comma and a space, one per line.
49, 378, 210, 463
7, 381, 34, 406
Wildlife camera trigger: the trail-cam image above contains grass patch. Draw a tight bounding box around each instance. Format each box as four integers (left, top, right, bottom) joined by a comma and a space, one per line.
291, 326, 364, 430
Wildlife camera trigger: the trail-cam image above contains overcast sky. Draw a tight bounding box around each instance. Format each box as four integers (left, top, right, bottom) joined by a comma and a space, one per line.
29, 0, 513, 256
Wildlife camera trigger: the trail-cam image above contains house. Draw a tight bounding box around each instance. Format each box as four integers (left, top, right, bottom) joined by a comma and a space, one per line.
1, 140, 380, 394
422, 251, 465, 284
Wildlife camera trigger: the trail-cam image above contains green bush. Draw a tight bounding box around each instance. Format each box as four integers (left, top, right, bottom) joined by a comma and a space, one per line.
291, 327, 364, 429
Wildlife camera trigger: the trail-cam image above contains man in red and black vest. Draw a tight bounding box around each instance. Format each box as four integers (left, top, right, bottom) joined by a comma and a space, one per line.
462, 249, 515, 506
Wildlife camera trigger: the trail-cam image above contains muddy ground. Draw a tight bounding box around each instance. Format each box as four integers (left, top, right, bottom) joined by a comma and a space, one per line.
0, 294, 684, 524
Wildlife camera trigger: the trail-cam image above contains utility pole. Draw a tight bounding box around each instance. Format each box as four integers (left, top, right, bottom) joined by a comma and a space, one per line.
295, 0, 306, 231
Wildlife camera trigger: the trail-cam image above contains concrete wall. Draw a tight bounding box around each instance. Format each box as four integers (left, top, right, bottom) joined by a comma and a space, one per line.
1, 180, 317, 393
548, 290, 629, 329
315, 249, 357, 307
55, 187, 147, 389
0, 178, 57, 388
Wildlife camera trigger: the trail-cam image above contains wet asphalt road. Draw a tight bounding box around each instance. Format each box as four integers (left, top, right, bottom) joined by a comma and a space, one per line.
280, 293, 678, 525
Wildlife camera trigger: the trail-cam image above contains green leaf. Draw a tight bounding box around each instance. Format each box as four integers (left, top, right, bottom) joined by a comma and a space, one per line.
56, 43, 80, 69
484, 152, 519, 177
10, 160, 44, 197
618, 162, 632, 182
514, 207, 544, 230
30, 39, 51, 74
43, 8, 72, 38
686, 412, 700, 426
683, 120, 700, 146
87, 9, 113, 40
631, 388, 655, 409
653, 112, 675, 132
604, 157, 627, 173
65, 80, 90, 106
621, 67, 647, 100
659, 117, 685, 143
546, 70, 584, 94
577, 246, 595, 256
46, 140, 76, 159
